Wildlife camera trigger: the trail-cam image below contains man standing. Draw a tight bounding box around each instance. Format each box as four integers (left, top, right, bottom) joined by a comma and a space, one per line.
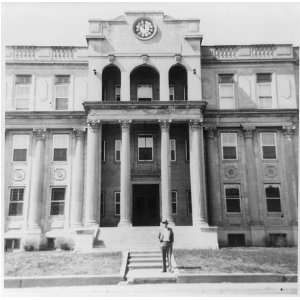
158, 219, 174, 272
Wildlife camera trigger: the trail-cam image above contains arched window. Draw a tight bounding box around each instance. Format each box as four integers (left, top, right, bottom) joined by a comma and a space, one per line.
102, 65, 121, 101
130, 65, 160, 101
169, 64, 187, 101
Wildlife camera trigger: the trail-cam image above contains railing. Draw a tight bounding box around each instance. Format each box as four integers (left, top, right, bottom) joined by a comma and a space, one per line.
6, 46, 87, 62
202, 44, 293, 60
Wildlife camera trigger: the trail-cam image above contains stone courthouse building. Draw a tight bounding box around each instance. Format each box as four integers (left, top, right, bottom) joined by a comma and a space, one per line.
4, 11, 299, 250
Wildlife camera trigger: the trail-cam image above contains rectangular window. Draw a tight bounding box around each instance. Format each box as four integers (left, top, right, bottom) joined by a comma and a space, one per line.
171, 191, 177, 215
138, 135, 153, 161
170, 139, 176, 161
53, 134, 68, 161
55, 75, 70, 110
15, 75, 32, 110
137, 84, 152, 101
257, 73, 272, 109
115, 85, 121, 101
8, 188, 24, 216
221, 132, 237, 160
187, 190, 192, 216
265, 184, 281, 212
218, 74, 235, 109
228, 234, 245, 247
169, 86, 175, 101
115, 192, 120, 216
261, 132, 277, 159
185, 139, 190, 161
50, 187, 65, 215
224, 185, 241, 213
102, 140, 106, 162
101, 192, 105, 217
12, 135, 29, 162
5, 239, 20, 251
269, 233, 287, 247
115, 139, 121, 162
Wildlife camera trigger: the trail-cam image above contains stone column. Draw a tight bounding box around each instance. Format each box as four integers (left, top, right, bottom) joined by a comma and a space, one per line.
27, 128, 46, 231
121, 71, 130, 101
70, 128, 85, 228
85, 120, 101, 226
118, 120, 132, 227
189, 120, 208, 227
206, 126, 222, 226
243, 126, 261, 225
160, 120, 174, 224
160, 69, 169, 101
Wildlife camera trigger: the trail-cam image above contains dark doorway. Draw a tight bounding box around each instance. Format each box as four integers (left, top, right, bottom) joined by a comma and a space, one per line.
132, 184, 160, 226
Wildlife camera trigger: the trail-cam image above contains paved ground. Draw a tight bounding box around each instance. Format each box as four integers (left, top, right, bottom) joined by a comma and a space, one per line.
2, 282, 298, 297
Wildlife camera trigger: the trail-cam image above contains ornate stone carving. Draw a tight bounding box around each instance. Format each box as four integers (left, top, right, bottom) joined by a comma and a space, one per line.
119, 120, 132, 130
13, 169, 25, 181
108, 54, 115, 63
159, 119, 171, 130
282, 125, 296, 140
189, 120, 202, 130
141, 54, 149, 63
174, 53, 182, 63
264, 165, 278, 178
224, 165, 238, 179
32, 128, 47, 140
73, 128, 85, 138
205, 126, 217, 139
87, 119, 101, 129
242, 125, 256, 139
54, 168, 67, 181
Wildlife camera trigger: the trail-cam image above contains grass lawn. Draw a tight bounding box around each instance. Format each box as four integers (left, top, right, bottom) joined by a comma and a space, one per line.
174, 247, 297, 274
5, 251, 122, 277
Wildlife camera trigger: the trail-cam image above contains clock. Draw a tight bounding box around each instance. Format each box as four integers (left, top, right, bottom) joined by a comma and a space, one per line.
133, 18, 157, 40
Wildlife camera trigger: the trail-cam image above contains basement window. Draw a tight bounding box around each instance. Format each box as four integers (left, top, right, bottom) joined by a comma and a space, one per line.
227, 234, 245, 247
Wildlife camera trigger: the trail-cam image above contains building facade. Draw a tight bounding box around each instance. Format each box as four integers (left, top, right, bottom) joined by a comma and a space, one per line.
4, 11, 299, 250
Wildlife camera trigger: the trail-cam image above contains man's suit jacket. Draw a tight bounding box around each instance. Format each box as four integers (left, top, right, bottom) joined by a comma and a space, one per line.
158, 227, 174, 243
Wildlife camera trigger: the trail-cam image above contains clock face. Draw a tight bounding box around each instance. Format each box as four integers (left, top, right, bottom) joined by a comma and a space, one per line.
133, 18, 157, 40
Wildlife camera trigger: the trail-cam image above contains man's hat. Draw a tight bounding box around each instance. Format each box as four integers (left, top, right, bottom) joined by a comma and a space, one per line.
161, 219, 168, 224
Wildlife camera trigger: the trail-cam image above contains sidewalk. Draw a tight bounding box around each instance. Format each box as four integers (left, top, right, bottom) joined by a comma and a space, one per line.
2, 282, 298, 297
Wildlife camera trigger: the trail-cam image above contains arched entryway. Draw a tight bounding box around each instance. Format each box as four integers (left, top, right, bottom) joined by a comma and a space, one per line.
130, 65, 160, 101
169, 64, 188, 100
102, 64, 121, 101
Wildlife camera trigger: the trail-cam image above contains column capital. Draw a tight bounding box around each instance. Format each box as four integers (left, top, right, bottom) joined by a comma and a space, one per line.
73, 128, 85, 138
159, 119, 172, 130
87, 119, 101, 130
189, 120, 203, 130
32, 128, 47, 140
242, 125, 256, 139
119, 119, 132, 129
205, 126, 217, 139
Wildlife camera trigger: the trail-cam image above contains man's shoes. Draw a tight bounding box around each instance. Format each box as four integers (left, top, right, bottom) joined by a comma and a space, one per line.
161, 270, 166, 273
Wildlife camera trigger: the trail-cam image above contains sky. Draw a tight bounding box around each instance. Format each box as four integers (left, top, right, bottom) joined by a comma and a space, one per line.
2, 2, 300, 46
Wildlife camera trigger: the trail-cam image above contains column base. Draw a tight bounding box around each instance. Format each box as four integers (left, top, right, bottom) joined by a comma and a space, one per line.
70, 222, 83, 229
193, 220, 209, 228
118, 219, 132, 227
85, 220, 98, 227
24, 229, 43, 250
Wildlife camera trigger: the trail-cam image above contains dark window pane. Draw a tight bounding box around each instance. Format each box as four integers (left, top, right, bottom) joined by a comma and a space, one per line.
8, 203, 23, 216
55, 75, 70, 84
171, 150, 176, 161
269, 234, 287, 247
187, 190, 192, 215
267, 198, 281, 212
101, 141, 105, 161
53, 148, 67, 161
116, 150, 120, 161
172, 203, 177, 214
219, 74, 234, 83
226, 198, 240, 212
266, 186, 280, 198
13, 149, 27, 161
263, 146, 276, 159
228, 234, 245, 247
10, 189, 24, 201
257, 73, 272, 83
225, 188, 239, 198
51, 188, 65, 201
223, 146, 237, 159
186, 140, 190, 161
50, 202, 65, 215
139, 148, 152, 160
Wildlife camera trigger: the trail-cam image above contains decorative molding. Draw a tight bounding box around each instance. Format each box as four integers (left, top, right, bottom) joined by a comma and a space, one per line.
224, 165, 239, 179
32, 128, 47, 140
205, 126, 217, 139
13, 169, 25, 181
87, 119, 101, 129
282, 125, 296, 138
264, 165, 278, 179
189, 120, 202, 130
174, 53, 182, 63
53, 168, 67, 181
